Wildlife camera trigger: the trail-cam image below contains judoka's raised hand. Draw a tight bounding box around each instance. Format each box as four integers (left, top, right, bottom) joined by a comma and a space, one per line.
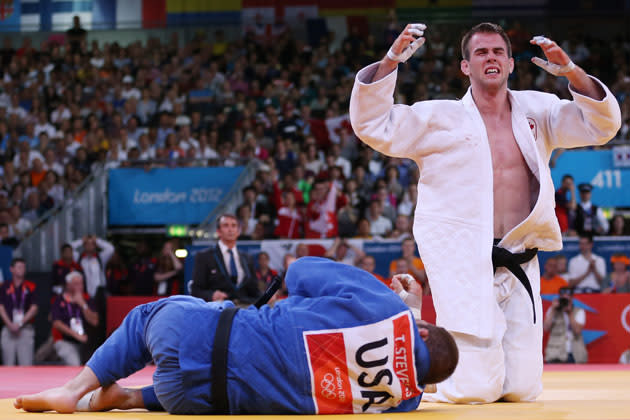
391, 274, 423, 320
530, 36, 576, 76
387, 23, 426, 63
531, 35, 606, 99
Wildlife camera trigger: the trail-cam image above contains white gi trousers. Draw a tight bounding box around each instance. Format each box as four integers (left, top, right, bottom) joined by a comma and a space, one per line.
424, 258, 543, 403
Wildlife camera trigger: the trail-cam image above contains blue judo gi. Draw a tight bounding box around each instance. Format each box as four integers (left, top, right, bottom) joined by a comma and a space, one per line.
87, 257, 431, 414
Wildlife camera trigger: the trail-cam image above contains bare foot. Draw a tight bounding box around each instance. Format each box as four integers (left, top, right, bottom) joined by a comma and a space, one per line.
14, 386, 80, 413
89, 383, 138, 411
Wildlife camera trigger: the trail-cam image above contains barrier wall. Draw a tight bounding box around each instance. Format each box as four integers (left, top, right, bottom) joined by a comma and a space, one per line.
185, 237, 630, 283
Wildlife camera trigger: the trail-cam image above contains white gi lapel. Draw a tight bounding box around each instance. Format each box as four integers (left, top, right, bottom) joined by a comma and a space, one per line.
461, 88, 494, 220
492, 90, 561, 255
508, 90, 541, 183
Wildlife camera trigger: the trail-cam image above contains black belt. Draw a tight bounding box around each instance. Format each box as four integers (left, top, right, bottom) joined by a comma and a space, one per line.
211, 306, 239, 414
210, 276, 282, 413
492, 245, 538, 323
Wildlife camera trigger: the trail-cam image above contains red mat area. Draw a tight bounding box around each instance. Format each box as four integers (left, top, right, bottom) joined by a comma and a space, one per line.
0, 366, 156, 399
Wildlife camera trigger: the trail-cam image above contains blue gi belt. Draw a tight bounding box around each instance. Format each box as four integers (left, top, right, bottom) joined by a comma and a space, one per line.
210, 277, 281, 413
492, 246, 538, 323
211, 306, 239, 414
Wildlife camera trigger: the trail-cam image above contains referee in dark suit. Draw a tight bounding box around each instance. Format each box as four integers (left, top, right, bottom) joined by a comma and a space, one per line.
190, 214, 260, 304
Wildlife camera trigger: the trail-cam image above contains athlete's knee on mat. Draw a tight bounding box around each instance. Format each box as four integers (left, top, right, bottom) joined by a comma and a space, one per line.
501, 356, 542, 401
501, 378, 542, 402
501, 386, 541, 402
435, 374, 503, 404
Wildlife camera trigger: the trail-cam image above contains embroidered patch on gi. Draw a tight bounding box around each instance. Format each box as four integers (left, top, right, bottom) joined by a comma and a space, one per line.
303, 312, 421, 414
527, 117, 538, 140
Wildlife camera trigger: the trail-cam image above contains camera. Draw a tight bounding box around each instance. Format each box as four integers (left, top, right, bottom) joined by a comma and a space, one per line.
557, 296, 570, 309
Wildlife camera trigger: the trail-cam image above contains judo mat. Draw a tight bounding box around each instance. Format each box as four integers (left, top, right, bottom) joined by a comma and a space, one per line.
1, 364, 629, 419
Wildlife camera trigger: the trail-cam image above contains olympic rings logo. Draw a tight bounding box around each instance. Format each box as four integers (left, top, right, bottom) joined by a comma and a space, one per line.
320, 373, 337, 400
621, 305, 630, 334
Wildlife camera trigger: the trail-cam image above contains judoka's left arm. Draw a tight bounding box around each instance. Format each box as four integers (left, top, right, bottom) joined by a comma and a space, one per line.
530, 36, 621, 148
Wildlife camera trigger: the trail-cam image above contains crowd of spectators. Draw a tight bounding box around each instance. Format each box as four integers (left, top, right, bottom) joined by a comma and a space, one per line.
0, 16, 627, 248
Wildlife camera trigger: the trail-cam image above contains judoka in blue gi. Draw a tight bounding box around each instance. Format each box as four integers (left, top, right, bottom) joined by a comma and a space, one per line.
14, 257, 458, 415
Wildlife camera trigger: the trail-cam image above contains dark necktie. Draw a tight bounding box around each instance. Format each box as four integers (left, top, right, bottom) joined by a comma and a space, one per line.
228, 249, 238, 282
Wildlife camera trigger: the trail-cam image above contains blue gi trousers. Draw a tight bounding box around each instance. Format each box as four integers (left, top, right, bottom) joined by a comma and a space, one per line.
86, 296, 231, 414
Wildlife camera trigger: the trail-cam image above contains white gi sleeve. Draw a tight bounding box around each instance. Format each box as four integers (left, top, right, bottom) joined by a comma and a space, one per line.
545, 77, 621, 149
349, 62, 439, 160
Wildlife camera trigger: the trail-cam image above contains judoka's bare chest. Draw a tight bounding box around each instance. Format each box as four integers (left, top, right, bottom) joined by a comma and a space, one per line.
481, 112, 535, 237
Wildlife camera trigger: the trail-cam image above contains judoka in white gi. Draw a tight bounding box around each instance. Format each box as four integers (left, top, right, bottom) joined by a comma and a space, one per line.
349, 22, 621, 403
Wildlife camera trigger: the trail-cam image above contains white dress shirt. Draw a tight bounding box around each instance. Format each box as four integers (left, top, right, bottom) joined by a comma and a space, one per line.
218, 240, 244, 285
568, 252, 607, 291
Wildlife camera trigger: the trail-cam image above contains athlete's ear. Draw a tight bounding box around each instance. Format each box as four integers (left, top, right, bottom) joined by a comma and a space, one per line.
509, 57, 514, 74
418, 328, 429, 340
460, 59, 470, 76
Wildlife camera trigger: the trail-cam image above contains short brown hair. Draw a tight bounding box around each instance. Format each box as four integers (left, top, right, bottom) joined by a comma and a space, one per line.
421, 324, 459, 384
461, 22, 512, 60
217, 213, 239, 227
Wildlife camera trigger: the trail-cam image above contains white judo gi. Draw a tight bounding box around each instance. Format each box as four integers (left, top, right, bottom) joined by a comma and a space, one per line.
349, 62, 621, 403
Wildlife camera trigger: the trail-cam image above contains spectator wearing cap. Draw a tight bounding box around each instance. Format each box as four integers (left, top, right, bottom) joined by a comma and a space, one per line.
602, 254, 630, 293
50, 271, 99, 365
121, 75, 141, 100
0, 258, 38, 365
567, 234, 607, 293
575, 183, 609, 236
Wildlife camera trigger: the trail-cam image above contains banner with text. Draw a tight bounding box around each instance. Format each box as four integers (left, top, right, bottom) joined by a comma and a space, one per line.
108, 166, 244, 225
551, 149, 630, 208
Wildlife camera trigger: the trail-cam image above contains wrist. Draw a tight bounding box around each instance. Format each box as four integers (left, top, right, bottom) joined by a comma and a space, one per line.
381, 56, 399, 70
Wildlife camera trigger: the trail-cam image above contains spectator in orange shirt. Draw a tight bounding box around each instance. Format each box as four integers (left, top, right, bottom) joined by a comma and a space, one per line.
389, 237, 427, 288
602, 254, 630, 294
30, 158, 47, 187
540, 255, 568, 295
388, 257, 411, 289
